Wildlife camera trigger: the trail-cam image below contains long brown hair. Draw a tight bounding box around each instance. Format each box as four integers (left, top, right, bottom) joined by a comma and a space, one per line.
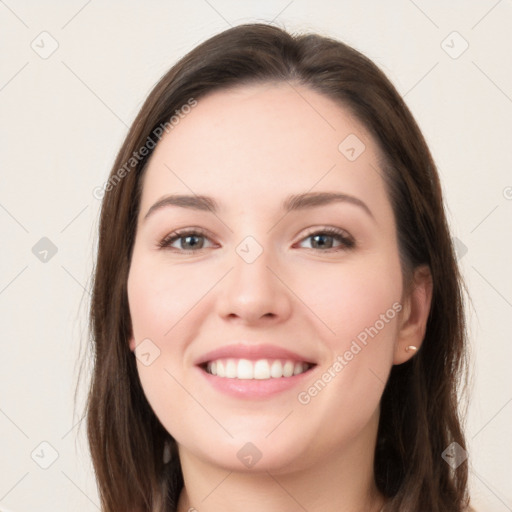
84, 23, 469, 511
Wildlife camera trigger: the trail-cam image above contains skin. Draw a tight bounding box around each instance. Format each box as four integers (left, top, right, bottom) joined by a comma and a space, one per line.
127, 82, 432, 512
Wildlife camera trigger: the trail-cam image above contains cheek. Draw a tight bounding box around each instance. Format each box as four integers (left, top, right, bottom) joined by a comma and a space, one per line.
293, 255, 403, 347
127, 255, 204, 440
292, 256, 402, 434
127, 255, 206, 347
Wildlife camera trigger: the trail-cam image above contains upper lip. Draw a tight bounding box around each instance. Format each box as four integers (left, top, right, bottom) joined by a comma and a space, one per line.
194, 343, 317, 366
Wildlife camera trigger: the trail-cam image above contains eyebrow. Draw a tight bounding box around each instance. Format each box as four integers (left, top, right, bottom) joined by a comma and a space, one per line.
143, 191, 374, 221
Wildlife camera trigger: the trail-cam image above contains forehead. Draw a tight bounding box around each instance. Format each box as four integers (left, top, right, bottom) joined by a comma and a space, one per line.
139, 83, 388, 215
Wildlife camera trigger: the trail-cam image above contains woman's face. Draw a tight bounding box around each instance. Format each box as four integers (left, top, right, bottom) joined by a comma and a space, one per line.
127, 83, 413, 472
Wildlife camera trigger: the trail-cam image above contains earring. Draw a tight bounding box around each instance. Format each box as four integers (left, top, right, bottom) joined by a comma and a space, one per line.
405, 345, 418, 353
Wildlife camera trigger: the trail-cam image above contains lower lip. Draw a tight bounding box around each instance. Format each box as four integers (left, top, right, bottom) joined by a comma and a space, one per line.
196, 366, 315, 399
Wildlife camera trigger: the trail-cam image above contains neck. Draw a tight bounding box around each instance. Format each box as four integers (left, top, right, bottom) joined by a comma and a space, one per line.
176, 410, 385, 512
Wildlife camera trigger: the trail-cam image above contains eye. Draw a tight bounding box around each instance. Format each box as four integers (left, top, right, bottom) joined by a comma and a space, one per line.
158, 229, 215, 252
296, 227, 355, 251
158, 227, 355, 253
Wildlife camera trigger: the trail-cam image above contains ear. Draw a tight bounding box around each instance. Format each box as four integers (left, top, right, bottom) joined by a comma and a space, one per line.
393, 265, 433, 365
129, 335, 136, 352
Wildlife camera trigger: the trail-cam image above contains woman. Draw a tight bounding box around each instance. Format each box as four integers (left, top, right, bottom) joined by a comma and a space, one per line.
85, 23, 471, 511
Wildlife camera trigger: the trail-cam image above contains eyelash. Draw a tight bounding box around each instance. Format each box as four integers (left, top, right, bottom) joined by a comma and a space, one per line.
157, 227, 355, 254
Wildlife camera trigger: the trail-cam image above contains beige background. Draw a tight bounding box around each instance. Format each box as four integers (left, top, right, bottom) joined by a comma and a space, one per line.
1, 1, 511, 511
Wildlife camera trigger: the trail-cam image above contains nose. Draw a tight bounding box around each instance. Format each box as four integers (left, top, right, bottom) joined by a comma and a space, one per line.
215, 243, 293, 326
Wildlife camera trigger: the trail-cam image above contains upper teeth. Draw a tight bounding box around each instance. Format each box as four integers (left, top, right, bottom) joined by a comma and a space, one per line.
206, 359, 310, 380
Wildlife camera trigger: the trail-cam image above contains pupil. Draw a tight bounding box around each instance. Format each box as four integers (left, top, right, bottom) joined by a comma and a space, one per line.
184, 235, 202, 249
313, 234, 333, 249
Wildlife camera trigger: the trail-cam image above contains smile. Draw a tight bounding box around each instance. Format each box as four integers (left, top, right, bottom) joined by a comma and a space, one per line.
205, 358, 313, 380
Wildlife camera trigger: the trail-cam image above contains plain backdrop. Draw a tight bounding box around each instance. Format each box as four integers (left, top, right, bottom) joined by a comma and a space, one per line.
1, 1, 511, 511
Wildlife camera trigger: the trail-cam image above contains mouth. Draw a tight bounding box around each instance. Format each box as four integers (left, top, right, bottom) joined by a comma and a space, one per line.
194, 343, 317, 398
200, 358, 315, 380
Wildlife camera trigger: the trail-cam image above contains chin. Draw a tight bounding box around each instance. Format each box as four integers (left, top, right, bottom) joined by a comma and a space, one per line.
177, 431, 311, 473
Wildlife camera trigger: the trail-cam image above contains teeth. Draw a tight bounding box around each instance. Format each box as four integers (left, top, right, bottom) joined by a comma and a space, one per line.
226, 359, 237, 378
206, 358, 310, 380
270, 360, 283, 378
293, 362, 304, 375
283, 361, 294, 377
237, 359, 253, 379
216, 360, 225, 377
254, 360, 270, 379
